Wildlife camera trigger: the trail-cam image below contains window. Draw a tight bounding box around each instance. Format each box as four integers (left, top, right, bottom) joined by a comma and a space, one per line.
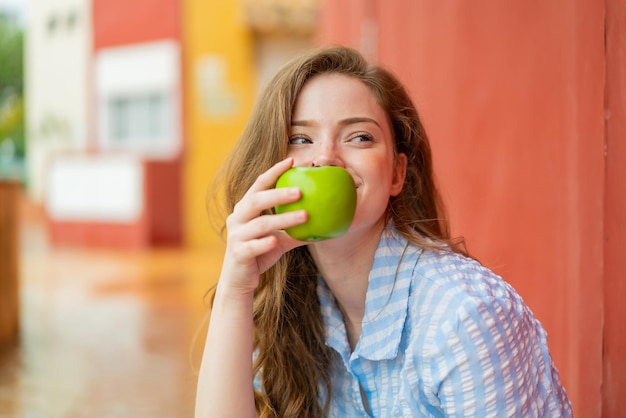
96, 40, 181, 158
107, 91, 171, 151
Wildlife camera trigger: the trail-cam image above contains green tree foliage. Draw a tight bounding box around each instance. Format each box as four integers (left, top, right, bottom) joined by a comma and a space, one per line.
0, 15, 25, 158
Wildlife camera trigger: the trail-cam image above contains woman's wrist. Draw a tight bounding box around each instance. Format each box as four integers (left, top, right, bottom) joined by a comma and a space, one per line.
214, 279, 256, 308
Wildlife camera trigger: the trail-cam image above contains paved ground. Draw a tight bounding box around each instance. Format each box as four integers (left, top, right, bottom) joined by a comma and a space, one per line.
0, 198, 223, 418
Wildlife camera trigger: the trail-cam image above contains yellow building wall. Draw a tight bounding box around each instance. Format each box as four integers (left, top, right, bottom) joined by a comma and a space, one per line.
182, 0, 256, 247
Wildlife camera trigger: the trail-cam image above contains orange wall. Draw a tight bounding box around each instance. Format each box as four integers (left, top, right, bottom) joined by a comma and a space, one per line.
182, 0, 256, 247
318, 0, 613, 415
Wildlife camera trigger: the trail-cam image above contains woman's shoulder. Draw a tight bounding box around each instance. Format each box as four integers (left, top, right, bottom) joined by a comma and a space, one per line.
414, 247, 519, 303
382, 225, 535, 331
408, 246, 536, 334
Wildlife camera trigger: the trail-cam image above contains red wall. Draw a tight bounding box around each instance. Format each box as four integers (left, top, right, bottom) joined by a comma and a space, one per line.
92, 0, 180, 49
318, 0, 622, 416
82, 0, 183, 248
603, 0, 626, 416
144, 160, 183, 246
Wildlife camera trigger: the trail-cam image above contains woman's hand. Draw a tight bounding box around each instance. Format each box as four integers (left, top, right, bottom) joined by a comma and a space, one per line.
196, 159, 305, 418
219, 157, 307, 294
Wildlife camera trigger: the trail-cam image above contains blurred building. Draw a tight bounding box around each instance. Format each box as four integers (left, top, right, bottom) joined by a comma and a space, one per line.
25, 0, 91, 204
182, 0, 315, 247
25, 0, 316, 248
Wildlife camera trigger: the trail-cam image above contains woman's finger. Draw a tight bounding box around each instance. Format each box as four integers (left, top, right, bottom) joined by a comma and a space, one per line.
231, 186, 301, 224
227, 235, 278, 264
246, 157, 294, 194
228, 209, 307, 244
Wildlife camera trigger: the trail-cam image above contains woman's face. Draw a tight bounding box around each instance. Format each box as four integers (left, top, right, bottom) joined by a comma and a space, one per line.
287, 73, 407, 237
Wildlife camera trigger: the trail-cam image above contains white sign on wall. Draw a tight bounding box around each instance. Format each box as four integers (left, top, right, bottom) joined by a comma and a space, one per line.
46, 154, 144, 223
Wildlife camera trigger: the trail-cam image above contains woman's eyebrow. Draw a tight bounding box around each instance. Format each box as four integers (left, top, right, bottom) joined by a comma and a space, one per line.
339, 117, 381, 128
291, 117, 381, 128
291, 120, 315, 127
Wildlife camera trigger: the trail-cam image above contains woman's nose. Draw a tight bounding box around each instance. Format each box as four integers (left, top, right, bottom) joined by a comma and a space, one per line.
311, 141, 344, 167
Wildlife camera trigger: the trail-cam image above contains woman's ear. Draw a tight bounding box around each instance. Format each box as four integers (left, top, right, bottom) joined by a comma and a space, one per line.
390, 153, 407, 197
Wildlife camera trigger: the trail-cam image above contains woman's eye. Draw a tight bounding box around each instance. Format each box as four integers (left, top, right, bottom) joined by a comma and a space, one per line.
288, 136, 312, 145
351, 133, 373, 143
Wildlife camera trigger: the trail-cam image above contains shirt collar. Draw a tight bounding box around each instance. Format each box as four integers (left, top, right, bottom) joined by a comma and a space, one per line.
318, 223, 421, 362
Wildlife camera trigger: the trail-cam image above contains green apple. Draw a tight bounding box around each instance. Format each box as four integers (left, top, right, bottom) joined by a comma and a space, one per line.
274, 166, 357, 241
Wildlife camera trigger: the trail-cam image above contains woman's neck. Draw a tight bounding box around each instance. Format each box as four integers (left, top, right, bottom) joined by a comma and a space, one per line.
308, 220, 386, 348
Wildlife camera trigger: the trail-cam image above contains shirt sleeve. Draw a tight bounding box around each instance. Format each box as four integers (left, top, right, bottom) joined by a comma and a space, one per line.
428, 293, 572, 417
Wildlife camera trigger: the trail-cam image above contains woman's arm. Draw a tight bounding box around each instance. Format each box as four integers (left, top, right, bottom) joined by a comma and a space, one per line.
195, 286, 256, 417
194, 158, 306, 418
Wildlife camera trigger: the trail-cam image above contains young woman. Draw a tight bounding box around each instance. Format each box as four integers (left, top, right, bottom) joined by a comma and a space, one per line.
195, 46, 572, 417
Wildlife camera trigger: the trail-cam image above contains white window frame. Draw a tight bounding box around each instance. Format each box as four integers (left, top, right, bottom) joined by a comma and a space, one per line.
95, 39, 181, 159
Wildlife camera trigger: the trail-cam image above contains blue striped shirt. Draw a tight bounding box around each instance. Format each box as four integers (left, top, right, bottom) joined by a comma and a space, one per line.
316, 224, 572, 417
